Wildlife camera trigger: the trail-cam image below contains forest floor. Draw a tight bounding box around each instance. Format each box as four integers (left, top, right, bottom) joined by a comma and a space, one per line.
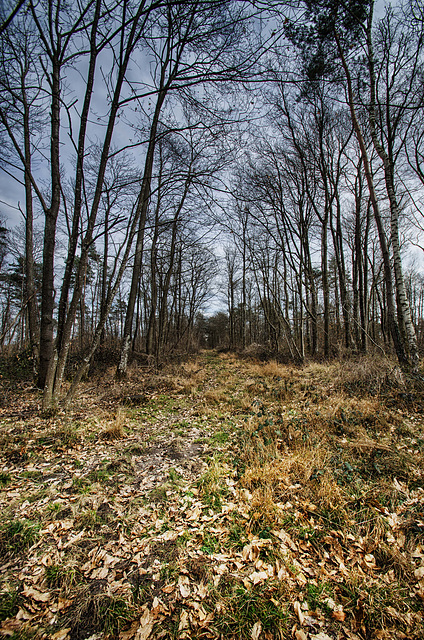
0, 350, 423, 640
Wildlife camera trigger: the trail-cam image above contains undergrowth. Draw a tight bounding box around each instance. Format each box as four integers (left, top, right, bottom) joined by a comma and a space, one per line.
0, 351, 423, 639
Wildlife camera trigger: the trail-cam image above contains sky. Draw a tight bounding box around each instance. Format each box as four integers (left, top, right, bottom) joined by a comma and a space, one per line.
0, 0, 423, 295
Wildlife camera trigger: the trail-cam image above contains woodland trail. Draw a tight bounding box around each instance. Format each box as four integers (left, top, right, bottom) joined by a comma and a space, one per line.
0, 351, 423, 640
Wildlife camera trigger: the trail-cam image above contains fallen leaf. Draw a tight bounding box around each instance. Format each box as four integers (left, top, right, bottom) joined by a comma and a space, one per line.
323, 597, 336, 610
178, 609, 190, 632
415, 567, 424, 580
249, 571, 269, 585
135, 624, 154, 640
332, 608, 346, 622
295, 630, 308, 640
0, 619, 24, 635
161, 584, 175, 594
242, 543, 261, 562
386, 606, 403, 621
187, 506, 202, 521
160, 530, 178, 541
293, 601, 304, 625
15, 608, 33, 621
51, 630, 71, 640
364, 553, 376, 568
251, 620, 262, 640
135, 608, 154, 640
91, 566, 108, 579
178, 576, 191, 598
197, 582, 208, 599
57, 597, 73, 611
22, 586, 50, 603
61, 529, 86, 549
120, 620, 140, 639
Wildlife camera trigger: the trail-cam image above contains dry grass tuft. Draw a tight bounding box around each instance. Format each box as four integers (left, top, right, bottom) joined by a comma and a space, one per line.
245, 360, 291, 379
336, 354, 405, 396
242, 448, 327, 492
99, 408, 126, 440
64, 585, 134, 639
204, 388, 228, 405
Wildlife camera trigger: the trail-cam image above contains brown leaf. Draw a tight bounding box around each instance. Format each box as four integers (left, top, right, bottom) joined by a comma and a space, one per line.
178, 576, 191, 598
51, 630, 71, 640
134, 608, 155, 640
197, 582, 208, 599
249, 571, 269, 585
251, 620, 262, 640
22, 586, 50, 603
0, 619, 24, 636
414, 567, 424, 580
120, 620, 140, 640
178, 609, 190, 632
293, 601, 304, 625
332, 609, 346, 622
161, 584, 175, 594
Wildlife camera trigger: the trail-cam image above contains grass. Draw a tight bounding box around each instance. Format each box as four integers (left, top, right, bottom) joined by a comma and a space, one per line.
211, 581, 290, 639
0, 586, 22, 622
305, 581, 333, 612
196, 457, 230, 511
45, 563, 83, 591
200, 531, 221, 554
63, 589, 135, 638
209, 430, 229, 445
339, 575, 416, 636
99, 408, 126, 440
228, 517, 249, 549
0, 472, 11, 487
0, 519, 40, 557
0, 350, 423, 639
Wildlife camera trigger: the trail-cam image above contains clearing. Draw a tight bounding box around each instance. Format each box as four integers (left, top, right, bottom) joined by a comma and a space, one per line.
0, 350, 423, 640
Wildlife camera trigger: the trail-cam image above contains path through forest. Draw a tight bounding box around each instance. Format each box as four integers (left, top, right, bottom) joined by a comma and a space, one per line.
0, 351, 423, 639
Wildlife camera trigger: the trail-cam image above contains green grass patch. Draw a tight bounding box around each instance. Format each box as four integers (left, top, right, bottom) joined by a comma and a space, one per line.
305, 581, 333, 612
21, 470, 43, 481
211, 581, 290, 639
0, 472, 11, 487
45, 564, 83, 591
228, 519, 249, 550
0, 520, 40, 557
0, 586, 22, 621
201, 531, 221, 554
209, 430, 229, 445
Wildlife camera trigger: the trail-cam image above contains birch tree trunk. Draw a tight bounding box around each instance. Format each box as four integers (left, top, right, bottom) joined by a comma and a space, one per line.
366, 4, 419, 372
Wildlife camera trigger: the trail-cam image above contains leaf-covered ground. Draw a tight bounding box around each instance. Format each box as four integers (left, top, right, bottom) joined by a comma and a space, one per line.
0, 351, 423, 640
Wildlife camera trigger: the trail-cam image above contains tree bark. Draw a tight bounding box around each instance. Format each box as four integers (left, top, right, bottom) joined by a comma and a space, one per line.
366, 5, 419, 371
38, 53, 61, 390
22, 87, 39, 368
334, 28, 407, 367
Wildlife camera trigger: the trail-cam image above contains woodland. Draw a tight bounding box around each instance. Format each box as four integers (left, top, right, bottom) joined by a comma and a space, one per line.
0, 0, 424, 639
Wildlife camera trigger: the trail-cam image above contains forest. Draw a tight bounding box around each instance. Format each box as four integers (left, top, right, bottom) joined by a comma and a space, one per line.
0, 0, 424, 403
1, 1, 424, 640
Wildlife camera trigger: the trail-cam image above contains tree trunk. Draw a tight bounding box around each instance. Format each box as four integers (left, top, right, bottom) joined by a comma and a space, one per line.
334, 28, 407, 367
117, 90, 166, 378
23, 94, 39, 369
366, 7, 419, 371
38, 56, 61, 391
